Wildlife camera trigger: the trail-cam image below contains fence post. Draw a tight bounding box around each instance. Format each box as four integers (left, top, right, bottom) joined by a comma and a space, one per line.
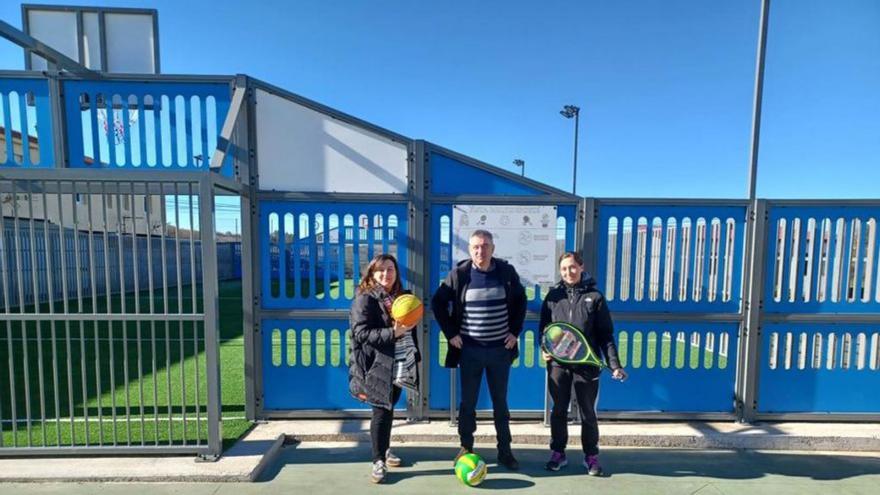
47, 73, 67, 167
410, 139, 429, 421
199, 176, 223, 458
738, 199, 768, 423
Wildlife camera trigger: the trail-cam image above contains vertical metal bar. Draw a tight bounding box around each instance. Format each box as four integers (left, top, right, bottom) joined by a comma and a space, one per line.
810, 218, 824, 302
124, 99, 134, 166
169, 95, 179, 168
850, 219, 865, 303
199, 177, 222, 457
130, 183, 146, 444
70, 183, 90, 445
324, 213, 332, 299
47, 74, 67, 168
115, 185, 131, 444
144, 185, 159, 444
106, 95, 119, 168
11, 180, 33, 446
17, 91, 32, 167
100, 181, 117, 443
183, 96, 193, 168
747, 0, 771, 202
240, 80, 262, 419
90, 92, 102, 166
308, 213, 317, 299
25, 182, 48, 445
739, 200, 768, 422
138, 95, 149, 168
0, 202, 18, 445
98, 11, 108, 72
54, 181, 74, 444
159, 183, 173, 444
187, 182, 201, 444
2, 92, 14, 162
366, 213, 375, 261
40, 184, 62, 445
174, 187, 187, 443
199, 95, 209, 169
291, 212, 300, 300
84, 180, 103, 445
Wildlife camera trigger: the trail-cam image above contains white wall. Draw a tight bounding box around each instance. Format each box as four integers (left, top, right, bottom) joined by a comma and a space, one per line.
255, 89, 408, 193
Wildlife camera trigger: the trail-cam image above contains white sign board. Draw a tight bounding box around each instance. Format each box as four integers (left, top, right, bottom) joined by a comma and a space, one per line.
452, 205, 557, 286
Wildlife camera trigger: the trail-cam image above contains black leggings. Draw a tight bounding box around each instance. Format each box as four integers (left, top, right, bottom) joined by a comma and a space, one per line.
371, 386, 403, 462
548, 363, 601, 456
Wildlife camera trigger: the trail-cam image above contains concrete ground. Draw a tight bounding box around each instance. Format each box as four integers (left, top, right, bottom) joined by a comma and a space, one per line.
3, 441, 880, 494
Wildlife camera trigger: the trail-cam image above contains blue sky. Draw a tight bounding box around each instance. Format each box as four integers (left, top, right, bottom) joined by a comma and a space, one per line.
1, 0, 878, 201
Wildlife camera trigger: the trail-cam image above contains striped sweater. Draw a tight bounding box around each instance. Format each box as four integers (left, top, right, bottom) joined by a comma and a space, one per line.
461, 264, 509, 346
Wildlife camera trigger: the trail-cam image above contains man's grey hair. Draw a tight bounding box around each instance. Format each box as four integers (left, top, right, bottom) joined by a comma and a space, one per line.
469, 229, 494, 244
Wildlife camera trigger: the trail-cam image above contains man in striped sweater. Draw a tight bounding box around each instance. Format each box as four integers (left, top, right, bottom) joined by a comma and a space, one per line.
431, 230, 527, 470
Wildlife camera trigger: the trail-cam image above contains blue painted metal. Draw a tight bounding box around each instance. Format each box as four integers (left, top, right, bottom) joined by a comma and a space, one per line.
764, 205, 880, 313
0, 78, 55, 167
430, 152, 551, 196
261, 318, 411, 410
259, 201, 408, 309
62, 80, 232, 175
758, 323, 880, 413
428, 321, 547, 411
596, 204, 747, 313
600, 321, 738, 413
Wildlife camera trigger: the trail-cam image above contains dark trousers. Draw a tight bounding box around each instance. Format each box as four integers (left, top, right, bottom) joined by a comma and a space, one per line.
458, 344, 513, 454
548, 363, 600, 456
371, 386, 403, 462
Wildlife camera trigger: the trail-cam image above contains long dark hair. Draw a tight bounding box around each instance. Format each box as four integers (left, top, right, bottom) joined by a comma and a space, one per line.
356, 254, 403, 295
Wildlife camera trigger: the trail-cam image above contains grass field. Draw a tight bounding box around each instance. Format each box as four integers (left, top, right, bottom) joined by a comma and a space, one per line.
0, 280, 249, 450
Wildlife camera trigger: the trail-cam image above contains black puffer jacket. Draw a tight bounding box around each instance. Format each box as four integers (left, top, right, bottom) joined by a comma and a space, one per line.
538, 275, 621, 377
431, 258, 527, 368
348, 287, 421, 410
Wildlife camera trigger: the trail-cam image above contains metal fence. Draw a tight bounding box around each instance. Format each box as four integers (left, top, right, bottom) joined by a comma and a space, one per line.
0, 171, 222, 457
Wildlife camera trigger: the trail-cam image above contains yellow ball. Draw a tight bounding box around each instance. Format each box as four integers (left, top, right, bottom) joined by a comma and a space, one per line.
391, 294, 423, 327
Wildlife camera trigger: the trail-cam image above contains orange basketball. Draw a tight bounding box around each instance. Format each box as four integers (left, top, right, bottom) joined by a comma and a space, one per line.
391, 294, 424, 327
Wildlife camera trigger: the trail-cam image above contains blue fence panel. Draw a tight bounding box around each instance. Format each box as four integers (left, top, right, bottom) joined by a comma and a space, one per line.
261, 318, 413, 411
758, 323, 880, 413
430, 152, 550, 196
763, 205, 880, 314
62, 80, 232, 175
600, 321, 738, 412
0, 78, 54, 167
259, 201, 408, 310
596, 204, 747, 313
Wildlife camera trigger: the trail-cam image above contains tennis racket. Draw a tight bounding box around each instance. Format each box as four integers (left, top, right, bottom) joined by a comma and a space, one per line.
541, 322, 605, 368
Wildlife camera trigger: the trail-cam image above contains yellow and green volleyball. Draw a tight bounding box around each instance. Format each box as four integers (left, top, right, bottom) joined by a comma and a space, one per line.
454, 452, 488, 487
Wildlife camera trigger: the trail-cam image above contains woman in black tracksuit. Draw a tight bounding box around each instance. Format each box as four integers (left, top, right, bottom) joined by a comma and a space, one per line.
348, 254, 419, 484
538, 251, 628, 476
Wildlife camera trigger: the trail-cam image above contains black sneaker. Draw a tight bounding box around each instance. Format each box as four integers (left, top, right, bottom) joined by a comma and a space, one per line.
498, 451, 520, 471
453, 446, 473, 467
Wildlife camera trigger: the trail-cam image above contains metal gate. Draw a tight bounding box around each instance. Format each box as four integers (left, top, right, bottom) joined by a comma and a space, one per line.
0, 170, 223, 456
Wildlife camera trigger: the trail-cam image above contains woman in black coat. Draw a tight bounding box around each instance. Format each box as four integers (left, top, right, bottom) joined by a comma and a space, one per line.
539, 251, 627, 476
348, 254, 419, 484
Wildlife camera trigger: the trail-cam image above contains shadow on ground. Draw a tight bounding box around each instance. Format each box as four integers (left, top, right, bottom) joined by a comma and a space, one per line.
257, 443, 880, 485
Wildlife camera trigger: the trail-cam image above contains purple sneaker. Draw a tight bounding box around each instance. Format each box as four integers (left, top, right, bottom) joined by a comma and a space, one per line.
545, 451, 568, 471
584, 454, 603, 476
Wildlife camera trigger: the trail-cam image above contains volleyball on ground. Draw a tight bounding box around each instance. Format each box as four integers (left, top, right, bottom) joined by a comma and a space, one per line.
391, 294, 424, 327
454, 452, 488, 487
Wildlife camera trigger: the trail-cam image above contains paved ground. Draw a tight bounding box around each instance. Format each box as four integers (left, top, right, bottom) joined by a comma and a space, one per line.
3, 441, 880, 494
